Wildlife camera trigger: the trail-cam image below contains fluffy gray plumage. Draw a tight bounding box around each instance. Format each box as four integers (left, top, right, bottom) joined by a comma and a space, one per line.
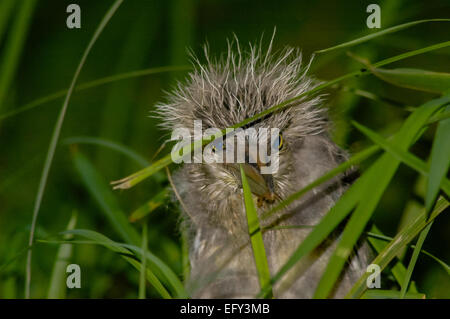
156, 37, 371, 298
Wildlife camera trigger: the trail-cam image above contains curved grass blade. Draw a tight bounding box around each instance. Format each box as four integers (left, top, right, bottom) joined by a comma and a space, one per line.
426, 105, 450, 219
400, 221, 433, 298
60, 229, 171, 298
0, 65, 189, 121
240, 165, 273, 298
72, 150, 141, 246
47, 211, 77, 299
370, 68, 450, 94
346, 197, 449, 299
313, 96, 450, 298
351, 120, 450, 196
63, 136, 150, 167
25, 0, 124, 299
315, 19, 450, 54
112, 40, 450, 191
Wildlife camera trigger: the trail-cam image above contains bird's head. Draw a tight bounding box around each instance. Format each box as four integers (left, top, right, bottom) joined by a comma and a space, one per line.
156, 39, 329, 232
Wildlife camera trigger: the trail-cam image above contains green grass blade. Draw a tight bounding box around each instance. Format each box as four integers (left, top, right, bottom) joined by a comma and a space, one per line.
346, 197, 449, 298
72, 150, 140, 246
313, 95, 450, 298
25, 0, 124, 299
351, 120, 450, 196
0, 65, 189, 121
0, 0, 36, 109
371, 68, 450, 94
367, 225, 417, 292
366, 229, 449, 275
139, 223, 148, 299
262, 145, 380, 220
400, 221, 433, 298
361, 290, 425, 299
63, 136, 150, 167
315, 19, 450, 54
426, 105, 450, 218
240, 165, 272, 298
0, 0, 16, 45
129, 188, 170, 223
60, 229, 171, 298
112, 40, 450, 190
47, 212, 77, 299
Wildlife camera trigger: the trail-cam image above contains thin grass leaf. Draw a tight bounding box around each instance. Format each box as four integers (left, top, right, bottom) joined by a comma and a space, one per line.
139, 223, 148, 299
60, 229, 171, 298
0, 0, 36, 109
0, 0, 16, 45
25, 0, 124, 299
400, 221, 433, 298
315, 19, 450, 54
371, 68, 450, 94
0, 65, 189, 121
72, 150, 140, 246
351, 120, 450, 196
262, 145, 380, 220
367, 229, 449, 274
361, 290, 425, 299
313, 95, 450, 298
346, 197, 449, 298
112, 40, 450, 190
367, 225, 418, 292
426, 105, 450, 219
47, 212, 77, 299
63, 136, 150, 167
239, 165, 273, 298
129, 188, 170, 222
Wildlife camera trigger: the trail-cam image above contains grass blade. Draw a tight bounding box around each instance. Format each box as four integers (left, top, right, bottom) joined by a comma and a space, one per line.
351, 120, 450, 196
426, 105, 450, 218
139, 223, 148, 299
25, 0, 124, 298
361, 290, 425, 299
313, 95, 450, 298
370, 68, 450, 94
72, 150, 140, 246
0, 0, 36, 110
315, 19, 450, 54
60, 229, 171, 298
346, 197, 448, 298
0, 65, 189, 121
0, 0, 16, 45
63, 136, 150, 167
47, 212, 77, 299
367, 225, 417, 292
129, 188, 170, 223
400, 221, 433, 298
240, 165, 272, 298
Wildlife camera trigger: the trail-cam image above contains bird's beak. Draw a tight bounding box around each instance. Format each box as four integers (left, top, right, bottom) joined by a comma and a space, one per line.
228, 146, 278, 205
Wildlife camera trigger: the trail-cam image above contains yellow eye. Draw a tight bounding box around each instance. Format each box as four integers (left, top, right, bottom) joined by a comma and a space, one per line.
278, 133, 283, 150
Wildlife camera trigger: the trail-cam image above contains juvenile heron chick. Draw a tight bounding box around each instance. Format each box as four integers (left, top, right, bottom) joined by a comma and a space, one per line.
156, 39, 370, 298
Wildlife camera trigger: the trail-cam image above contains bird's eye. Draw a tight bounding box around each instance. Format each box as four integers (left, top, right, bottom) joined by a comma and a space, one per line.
277, 133, 283, 150
211, 140, 224, 153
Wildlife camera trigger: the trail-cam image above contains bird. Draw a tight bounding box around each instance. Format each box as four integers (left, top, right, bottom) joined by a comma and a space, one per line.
155, 36, 371, 298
